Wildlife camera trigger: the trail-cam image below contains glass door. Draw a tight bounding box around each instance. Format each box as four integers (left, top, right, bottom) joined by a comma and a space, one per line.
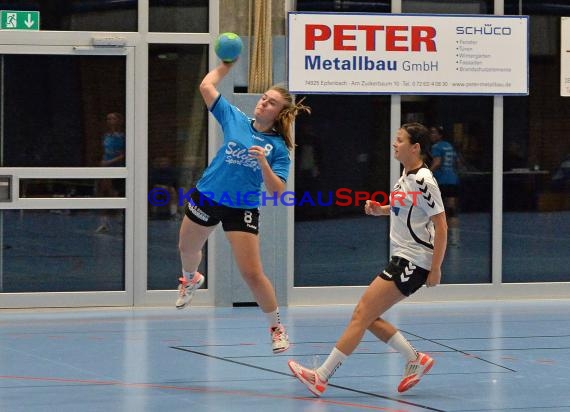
0, 42, 134, 308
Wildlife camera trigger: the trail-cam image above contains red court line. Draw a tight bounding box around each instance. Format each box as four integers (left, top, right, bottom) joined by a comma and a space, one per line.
0, 375, 408, 412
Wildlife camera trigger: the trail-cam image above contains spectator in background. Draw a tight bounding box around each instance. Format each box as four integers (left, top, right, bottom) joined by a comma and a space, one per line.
95, 112, 125, 233
552, 153, 570, 192
430, 126, 460, 246
149, 156, 179, 219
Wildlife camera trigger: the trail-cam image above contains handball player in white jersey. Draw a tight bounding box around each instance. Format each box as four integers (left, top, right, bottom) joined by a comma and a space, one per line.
288, 122, 447, 395
176, 60, 310, 354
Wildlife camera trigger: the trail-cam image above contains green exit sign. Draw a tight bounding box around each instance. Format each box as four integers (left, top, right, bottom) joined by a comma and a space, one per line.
0, 10, 40, 30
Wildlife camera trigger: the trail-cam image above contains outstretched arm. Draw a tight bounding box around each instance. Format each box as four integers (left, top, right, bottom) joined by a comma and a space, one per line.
199, 62, 235, 109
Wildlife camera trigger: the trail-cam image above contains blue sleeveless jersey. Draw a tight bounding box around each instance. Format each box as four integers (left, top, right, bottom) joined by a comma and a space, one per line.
102, 132, 125, 165
431, 140, 459, 185
196, 95, 291, 208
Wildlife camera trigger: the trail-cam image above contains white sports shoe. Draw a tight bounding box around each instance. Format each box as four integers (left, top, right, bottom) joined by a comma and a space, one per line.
175, 272, 205, 309
398, 352, 434, 392
288, 360, 328, 397
270, 324, 290, 354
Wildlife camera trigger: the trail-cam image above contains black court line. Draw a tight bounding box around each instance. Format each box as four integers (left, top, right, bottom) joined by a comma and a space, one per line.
177, 333, 570, 349
417, 334, 570, 341
180, 345, 569, 361
401, 330, 517, 373
171, 346, 447, 412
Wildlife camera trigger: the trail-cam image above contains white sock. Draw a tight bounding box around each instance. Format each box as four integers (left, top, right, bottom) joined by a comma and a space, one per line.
265, 308, 281, 328
387, 331, 418, 361
182, 269, 195, 282
316, 347, 347, 381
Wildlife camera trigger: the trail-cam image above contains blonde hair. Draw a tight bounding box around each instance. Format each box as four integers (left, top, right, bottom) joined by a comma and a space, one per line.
268, 85, 311, 150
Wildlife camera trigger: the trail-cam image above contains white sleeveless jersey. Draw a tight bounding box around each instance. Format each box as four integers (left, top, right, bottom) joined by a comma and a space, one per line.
390, 165, 445, 270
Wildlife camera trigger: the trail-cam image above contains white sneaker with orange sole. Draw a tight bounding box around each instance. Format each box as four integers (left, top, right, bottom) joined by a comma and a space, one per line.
175, 272, 205, 309
398, 352, 434, 393
288, 360, 328, 397
270, 324, 290, 354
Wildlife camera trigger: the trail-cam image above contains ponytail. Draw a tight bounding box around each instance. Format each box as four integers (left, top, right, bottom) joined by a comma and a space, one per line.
269, 86, 311, 150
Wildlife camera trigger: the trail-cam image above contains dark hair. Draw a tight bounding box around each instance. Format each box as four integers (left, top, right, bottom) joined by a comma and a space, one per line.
401, 122, 432, 166
431, 125, 444, 136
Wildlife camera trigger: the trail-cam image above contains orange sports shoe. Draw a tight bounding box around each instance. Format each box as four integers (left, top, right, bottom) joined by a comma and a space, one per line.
288, 360, 328, 397
398, 352, 434, 393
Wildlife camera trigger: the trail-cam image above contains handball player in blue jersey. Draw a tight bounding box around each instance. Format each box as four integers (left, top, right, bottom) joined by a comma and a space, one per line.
430, 126, 460, 245
95, 112, 125, 233
175, 60, 310, 354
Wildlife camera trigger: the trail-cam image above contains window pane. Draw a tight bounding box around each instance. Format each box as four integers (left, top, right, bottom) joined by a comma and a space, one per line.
0, 0, 137, 31
402, 0, 492, 13
294, 95, 391, 287
505, 0, 570, 15
503, 2, 570, 283
0, 210, 125, 292
403, 96, 493, 284
147, 44, 208, 290
296, 0, 390, 12
150, 0, 208, 33
1, 54, 126, 168
400, 0, 494, 286
295, 0, 390, 288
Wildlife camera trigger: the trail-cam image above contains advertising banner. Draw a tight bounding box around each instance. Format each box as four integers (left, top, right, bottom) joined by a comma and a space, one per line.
288, 12, 529, 95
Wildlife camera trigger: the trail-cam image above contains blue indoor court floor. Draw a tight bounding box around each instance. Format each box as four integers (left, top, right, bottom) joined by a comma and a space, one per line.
1, 299, 570, 411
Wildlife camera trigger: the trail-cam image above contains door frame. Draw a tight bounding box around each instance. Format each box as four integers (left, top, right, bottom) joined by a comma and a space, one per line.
0, 33, 136, 308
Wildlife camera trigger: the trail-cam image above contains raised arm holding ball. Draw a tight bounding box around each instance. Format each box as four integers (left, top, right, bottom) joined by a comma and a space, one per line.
176, 33, 311, 354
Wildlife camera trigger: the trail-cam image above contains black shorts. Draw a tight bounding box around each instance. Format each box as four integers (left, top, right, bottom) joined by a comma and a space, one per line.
378, 256, 429, 297
439, 184, 459, 198
184, 189, 260, 234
